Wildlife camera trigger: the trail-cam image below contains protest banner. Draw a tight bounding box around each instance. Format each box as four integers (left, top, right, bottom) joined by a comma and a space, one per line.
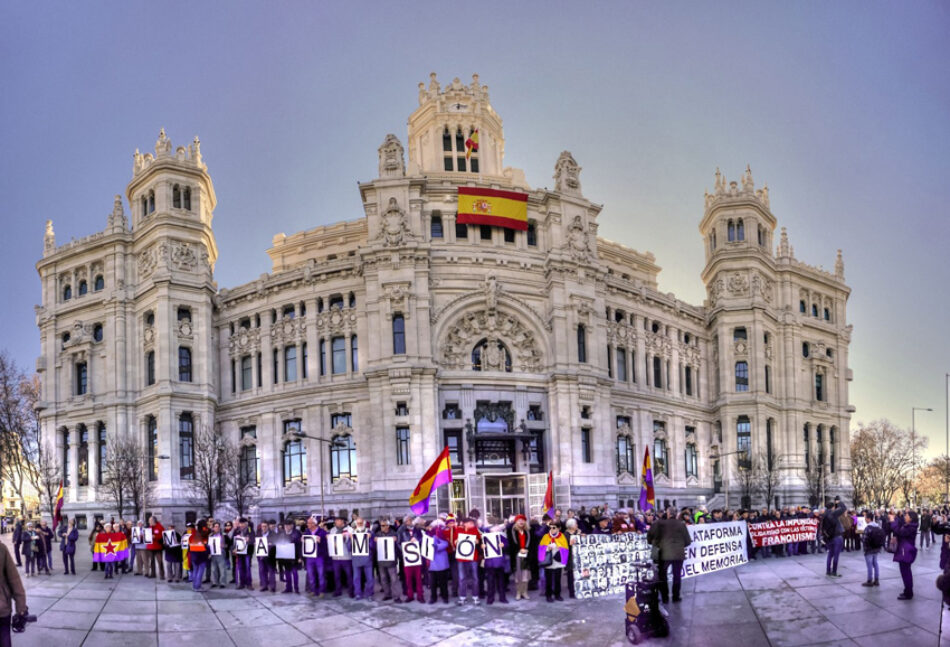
420, 533, 434, 561
571, 533, 652, 599
483, 533, 504, 560
234, 536, 248, 555
681, 521, 748, 578
163, 530, 179, 547
275, 543, 295, 560
456, 534, 477, 562
255, 536, 270, 557
377, 536, 395, 562
748, 518, 818, 548
302, 535, 317, 558
209, 535, 222, 556
352, 533, 370, 557
402, 540, 422, 566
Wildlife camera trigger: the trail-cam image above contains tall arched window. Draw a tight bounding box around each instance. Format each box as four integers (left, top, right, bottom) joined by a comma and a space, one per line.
178, 347, 192, 382
78, 280, 88, 296
685, 443, 698, 478
811, 303, 818, 317
63, 285, 72, 301
830, 427, 837, 473
97, 422, 106, 485
735, 361, 749, 391
442, 127, 452, 151
736, 218, 745, 241
284, 345, 297, 381
77, 424, 89, 486
766, 419, 774, 470
93, 324, 103, 342
148, 416, 158, 481
331, 337, 346, 374
241, 355, 252, 390
799, 300, 806, 313
727, 220, 736, 242
330, 434, 357, 481
653, 437, 669, 477
147, 190, 155, 214
616, 435, 635, 476
823, 307, 831, 321
62, 428, 70, 486
392, 314, 406, 355
319, 338, 326, 376
146, 350, 155, 386
431, 214, 444, 238
179, 413, 194, 480
815, 372, 824, 401
471, 338, 512, 372
817, 425, 825, 465
282, 438, 307, 485
802, 342, 810, 358
94, 275, 104, 291
803, 423, 810, 470
240, 444, 259, 486
183, 187, 191, 210
736, 416, 752, 468
173, 185, 181, 208
577, 324, 587, 363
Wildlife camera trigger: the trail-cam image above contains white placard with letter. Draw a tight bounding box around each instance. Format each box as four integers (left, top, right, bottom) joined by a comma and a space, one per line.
352, 532, 370, 557
163, 530, 179, 547
275, 542, 295, 560
377, 537, 395, 562
144, 528, 154, 544
856, 517, 868, 532
401, 540, 422, 567
455, 533, 477, 562
327, 533, 346, 558
482, 533, 504, 560
209, 535, 222, 556
254, 536, 269, 557
233, 536, 248, 555
131, 527, 142, 544
302, 534, 317, 558
420, 533, 434, 561
182, 533, 191, 551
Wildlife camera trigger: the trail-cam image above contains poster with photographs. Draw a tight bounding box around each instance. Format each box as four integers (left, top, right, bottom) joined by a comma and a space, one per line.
571, 533, 651, 599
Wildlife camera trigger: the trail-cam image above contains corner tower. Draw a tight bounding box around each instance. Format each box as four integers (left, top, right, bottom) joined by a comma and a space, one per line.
407, 73, 504, 177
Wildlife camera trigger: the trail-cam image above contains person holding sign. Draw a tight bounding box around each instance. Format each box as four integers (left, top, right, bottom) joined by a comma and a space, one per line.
275, 519, 301, 594
229, 517, 254, 590
147, 516, 165, 580
426, 523, 450, 604
209, 522, 231, 589
351, 517, 374, 600
506, 515, 537, 600
328, 517, 354, 598
400, 525, 424, 603
647, 509, 692, 604
188, 519, 210, 592
482, 524, 508, 604
455, 517, 481, 605
163, 525, 182, 583
302, 517, 328, 597
132, 520, 148, 576
256, 520, 278, 592
375, 518, 400, 602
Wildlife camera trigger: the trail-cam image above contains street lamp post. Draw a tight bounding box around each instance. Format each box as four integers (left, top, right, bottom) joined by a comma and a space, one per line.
946, 374, 950, 506
912, 407, 933, 508
292, 431, 343, 518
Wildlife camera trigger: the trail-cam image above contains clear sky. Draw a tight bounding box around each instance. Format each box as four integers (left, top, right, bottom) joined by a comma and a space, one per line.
1, 2, 947, 454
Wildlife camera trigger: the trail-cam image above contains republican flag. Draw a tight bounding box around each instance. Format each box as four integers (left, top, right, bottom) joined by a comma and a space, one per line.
409, 446, 453, 515
93, 531, 130, 562
457, 187, 529, 231
465, 129, 479, 159
52, 480, 64, 533
639, 447, 655, 511
543, 470, 555, 520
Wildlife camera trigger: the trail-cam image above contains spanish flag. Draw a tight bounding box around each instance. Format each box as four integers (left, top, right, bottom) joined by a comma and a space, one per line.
543, 471, 555, 520
52, 479, 64, 533
457, 187, 528, 231
93, 531, 130, 562
409, 446, 453, 515
639, 447, 655, 511
465, 129, 478, 160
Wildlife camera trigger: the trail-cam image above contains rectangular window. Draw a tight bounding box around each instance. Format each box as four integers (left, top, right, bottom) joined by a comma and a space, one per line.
230, 360, 236, 394
284, 345, 297, 382
815, 373, 823, 401
431, 216, 443, 238
240, 444, 259, 487
445, 430, 463, 471
442, 403, 461, 419
178, 347, 192, 382
685, 365, 693, 396
319, 339, 326, 376
455, 222, 468, 240
273, 349, 279, 384
581, 428, 592, 463
470, 157, 479, 173
577, 325, 587, 363
77, 426, 89, 486
331, 336, 346, 374
444, 157, 453, 171
392, 315, 406, 355
256, 352, 262, 387
395, 401, 409, 416
301, 343, 308, 379
653, 356, 662, 388
735, 361, 749, 391
62, 431, 69, 486
97, 424, 106, 486
241, 356, 252, 391
146, 352, 155, 386
331, 412, 352, 429
616, 348, 627, 382
765, 365, 772, 394
396, 427, 410, 465
179, 414, 194, 480
503, 228, 515, 243
737, 416, 752, 469
148, 417, 158, 481
350, 335, 358, 373
479, 225, 492, 240
527, 222, 537, 246
76, 362, 88, 395
457, 156, 466, 172
830, 428, 836, 472
607, 345, 613, 378
282, 420, 305, 486
685, 444, 698, 478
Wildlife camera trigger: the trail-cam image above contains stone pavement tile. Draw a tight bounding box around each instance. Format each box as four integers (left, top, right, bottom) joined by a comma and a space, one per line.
436, 629, 523, 646
895, 600, 946, 634
86, 630, 159, 647
738, 569, 791, 590
689, 598, 758, 626
533, 617, 618, 644
102, 598, 157, 614
810, 591, 878, 615
207, 596, 266, 611
762, 618, 848, 647
227, 623, 311, 647
70, 585, 114, 599
870, 626, 943, 647
94, 612, 158, 632
36, 609, 96, 631
294, 613, 372, 639
159, 630, 237, 647
158, 599, 214, 614
268, 599, 349, 623
687, 621, 768, 647
27, 595, 61, 613
319, 629, 414, 647
796, 583, 842, 600
809, 640, 859, 647
49, 596, 106, 613
745, 589, 819, 621
345, 605, 421, 629
476, 610, 551, 637
425, 603, 496, 627
829, 607, 911, 638
158, 612, 222, 632
106, 587, 156, 600
692, 571, 742, 592
18, 625, 86, 647
381, 617, 469, 646
216, 607, 285, 629
157, 587, 208, 600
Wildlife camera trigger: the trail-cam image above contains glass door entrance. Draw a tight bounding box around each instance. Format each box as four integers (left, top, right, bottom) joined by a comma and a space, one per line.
485, 475, 526, 520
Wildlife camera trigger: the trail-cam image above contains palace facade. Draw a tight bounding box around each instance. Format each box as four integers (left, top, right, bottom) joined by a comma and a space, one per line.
35, 74, 854, 526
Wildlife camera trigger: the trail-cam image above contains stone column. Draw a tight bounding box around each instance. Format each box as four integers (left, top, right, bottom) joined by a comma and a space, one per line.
68, 426, 80, 502
87, 421, 99, 501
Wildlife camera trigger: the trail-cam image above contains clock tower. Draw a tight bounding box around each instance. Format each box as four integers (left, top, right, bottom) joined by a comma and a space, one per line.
407, 73, 505, 177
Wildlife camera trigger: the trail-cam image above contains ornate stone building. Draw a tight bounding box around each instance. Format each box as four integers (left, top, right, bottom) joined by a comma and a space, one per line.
35, 74, 854, 526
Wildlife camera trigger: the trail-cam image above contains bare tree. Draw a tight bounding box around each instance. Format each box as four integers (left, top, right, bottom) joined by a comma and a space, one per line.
0, 354, 41, 514
753, 451, 783, 511
100, 435, 146, 519
184, 426, 237, 518
30, 447, 62, 520
850, 419, 926, 508
227, 441, 260, 517
736, 462, 761, 509
914, 456, 950, 507
805, 453, 828, 508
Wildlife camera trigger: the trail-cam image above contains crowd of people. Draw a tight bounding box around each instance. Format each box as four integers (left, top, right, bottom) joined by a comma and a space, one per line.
3, 500, 947, 607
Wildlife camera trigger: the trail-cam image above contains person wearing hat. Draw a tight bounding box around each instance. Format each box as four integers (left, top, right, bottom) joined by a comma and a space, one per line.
351, 517, 374, 600
163, 524, 182, 583
647, 508, 692, 604
274, 518, 301, 594
482, 523, 508, 605
328, 516, 354, 598
506, 514, 535, 600
456, 517, 482, 605
592, 515, 612, 536
426, 522, 451, 604
541, 522, 569, 602
229, 517, 254, 590
375, 518, 400, 602
302, 516, 328, 597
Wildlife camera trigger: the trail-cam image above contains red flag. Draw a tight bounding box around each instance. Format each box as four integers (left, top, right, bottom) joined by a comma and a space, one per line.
543, 471, 554, 519
52, 480, 64, 532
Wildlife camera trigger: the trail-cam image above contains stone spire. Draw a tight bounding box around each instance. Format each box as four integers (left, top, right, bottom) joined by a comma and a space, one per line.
378, 134, 405, 178
155, 128, 172, 157
43, 220, 55, 255
108, 194, 127, 231
835, 249, 844, 279
190, 136, 202, 167
742, 164, 754, 194
777, 227, 791, 259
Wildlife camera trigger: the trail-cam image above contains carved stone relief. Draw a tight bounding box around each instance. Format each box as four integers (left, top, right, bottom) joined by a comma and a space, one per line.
377, 198, 411, 247
441, 310, 543, 372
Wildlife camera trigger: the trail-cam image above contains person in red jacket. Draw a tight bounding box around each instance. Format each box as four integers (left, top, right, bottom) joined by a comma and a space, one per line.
147, 516, 165, 580
455, 517, 481, 605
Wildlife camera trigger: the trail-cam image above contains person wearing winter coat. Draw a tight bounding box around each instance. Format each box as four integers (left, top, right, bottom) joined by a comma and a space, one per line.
564, 518, 584, 598
273, 519, 301, 593
861, 511, 883, 587
647, 509, 692, 604
933, 514, 950, 571
163, 525, 183, 582
209, 522, 231, 589
890, 510, 918, 600
229, 517, 254, 590
540, 522, 569, 602
920, 510, 933, 548
427, 524, 451, 604
375, 518, 400, 602
482, 524, 508, 605
328, 517, 354, 598
401, 526, 425, 603
455, 517, 482, 605
349, 517, 373, 599
823, 498, 847, 577
61, 520, 78, 575
507, 515, 536, 600
147, 516, 165, 580
302, 517, 328, 597
188, 519, 211, 592
21, 523, 40, 577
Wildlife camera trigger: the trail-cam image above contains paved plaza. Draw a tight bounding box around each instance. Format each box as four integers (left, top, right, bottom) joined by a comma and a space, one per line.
8, 534, 950, 647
